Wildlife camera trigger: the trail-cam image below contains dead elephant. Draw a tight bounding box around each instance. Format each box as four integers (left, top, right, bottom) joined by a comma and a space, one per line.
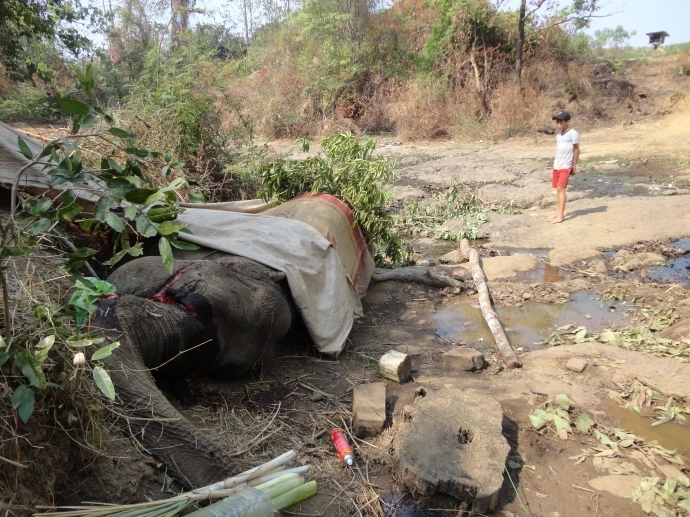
93, 255, 298, 488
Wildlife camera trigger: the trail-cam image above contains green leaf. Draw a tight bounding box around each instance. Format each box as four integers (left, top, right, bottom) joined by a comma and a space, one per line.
105, 212, 125, 232
169, 239, 200, 250
159, 237, 174, 274
0, 352, 10, 368
17, 136, 33, 160
108, 127, 136, 142
0, 335, 6, 349
94, 196, 116, 222
158, 220, 187, 236
136, 214, 158, 238
31, 218, 53, 235
12, 385, 35, 423
58, 202, 82, 221
58, 98, 90, 116
103, 248, 129, 266
67, 338, 94, 347
80, 113, 98, 132
124, 205, 138, 221
576, 412, 594, 434
14, 350, 46, 388
91, 342, 120, 361
529, 409, 554, 430
125, 188, 158, 204
34, 335, 56, 363
188, 192, 206, 203
553, 394, 570, 410
553, 415, 571, 439
93, 366, 116, 400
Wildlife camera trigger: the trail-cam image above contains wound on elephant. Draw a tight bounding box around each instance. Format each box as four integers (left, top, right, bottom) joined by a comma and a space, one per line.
90, 255, 297, 488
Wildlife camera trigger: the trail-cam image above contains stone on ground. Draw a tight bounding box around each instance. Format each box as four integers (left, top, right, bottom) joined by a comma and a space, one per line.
439, 249, 466, 264
612, 250, 666, 271
352, 383, 386, 438
393, 388, 510, 513
443, 349, 485, 371
379, 350, 412, 383
566, 358, 588, 373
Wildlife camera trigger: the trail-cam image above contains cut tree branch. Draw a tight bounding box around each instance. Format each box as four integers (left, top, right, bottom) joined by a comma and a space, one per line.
468, 249, 521, 368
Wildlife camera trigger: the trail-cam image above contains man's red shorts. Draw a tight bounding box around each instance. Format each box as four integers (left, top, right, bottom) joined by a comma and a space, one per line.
552, 168, 572, 188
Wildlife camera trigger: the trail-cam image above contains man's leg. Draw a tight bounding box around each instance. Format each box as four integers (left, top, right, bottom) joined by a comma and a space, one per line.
554, 187, 566, 223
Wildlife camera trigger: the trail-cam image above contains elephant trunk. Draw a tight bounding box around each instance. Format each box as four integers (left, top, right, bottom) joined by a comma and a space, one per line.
94, 295, 232, 488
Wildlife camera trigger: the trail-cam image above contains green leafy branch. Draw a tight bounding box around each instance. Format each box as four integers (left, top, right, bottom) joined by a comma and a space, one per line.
259, 133, 410, 265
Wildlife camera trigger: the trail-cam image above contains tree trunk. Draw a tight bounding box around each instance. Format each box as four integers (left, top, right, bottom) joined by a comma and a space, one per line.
515, 0, 527, 86
468, 249, 522, 368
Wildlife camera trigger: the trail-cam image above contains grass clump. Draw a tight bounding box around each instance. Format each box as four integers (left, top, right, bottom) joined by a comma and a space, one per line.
394, 183, 519, 241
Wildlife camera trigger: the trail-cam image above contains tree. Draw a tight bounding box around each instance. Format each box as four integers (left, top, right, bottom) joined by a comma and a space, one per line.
515, 0, 603, 85
0, 0, 101, 82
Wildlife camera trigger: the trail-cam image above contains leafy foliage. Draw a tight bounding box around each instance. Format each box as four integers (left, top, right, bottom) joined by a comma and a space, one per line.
395, 183, 519, 241
259, 133, 409, 265
1, 63, 204, 423
0, 0, 102, 81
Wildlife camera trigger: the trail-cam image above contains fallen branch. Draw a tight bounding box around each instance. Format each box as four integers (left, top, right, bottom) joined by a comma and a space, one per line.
372, 266, 469, 291
468, 248, 522, 368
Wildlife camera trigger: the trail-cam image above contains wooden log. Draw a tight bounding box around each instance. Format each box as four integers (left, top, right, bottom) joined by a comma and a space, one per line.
379, 350, 412, 383
372, 266, 470, 291
468, 248, 522, 368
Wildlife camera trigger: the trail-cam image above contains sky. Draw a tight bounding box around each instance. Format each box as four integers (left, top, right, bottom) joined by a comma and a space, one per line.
501, 0, 690, 46
102, 0, 690, 48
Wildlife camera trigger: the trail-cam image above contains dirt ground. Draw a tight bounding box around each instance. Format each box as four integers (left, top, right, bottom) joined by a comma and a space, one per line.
4, 57, 690, 517
169, 94, 690, 516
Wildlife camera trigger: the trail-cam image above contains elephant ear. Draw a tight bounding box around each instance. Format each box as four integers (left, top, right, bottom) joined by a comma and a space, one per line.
269, 270, 287, 283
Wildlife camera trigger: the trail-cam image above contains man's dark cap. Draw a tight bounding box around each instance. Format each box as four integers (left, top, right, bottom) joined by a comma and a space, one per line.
552, 111, 571, 121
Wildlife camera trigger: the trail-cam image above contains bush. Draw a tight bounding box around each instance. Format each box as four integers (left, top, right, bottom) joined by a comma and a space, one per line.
0, 85, 61, 121
259, 133, 410, 265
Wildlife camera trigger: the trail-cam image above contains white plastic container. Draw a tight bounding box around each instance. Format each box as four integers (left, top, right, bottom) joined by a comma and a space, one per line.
186, 487, 273, 517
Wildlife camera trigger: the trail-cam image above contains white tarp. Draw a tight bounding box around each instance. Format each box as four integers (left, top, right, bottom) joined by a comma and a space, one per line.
177, 206, 363, 357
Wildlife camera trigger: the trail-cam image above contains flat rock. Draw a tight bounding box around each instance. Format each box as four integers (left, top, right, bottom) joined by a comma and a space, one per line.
443, 349, 485, 371
588, 475, 641, 499
393, 388, 510, 513
566, 358, 588, 373
612, 250, 666, 271
352, 383, 386, 438
478, 184, 549, 209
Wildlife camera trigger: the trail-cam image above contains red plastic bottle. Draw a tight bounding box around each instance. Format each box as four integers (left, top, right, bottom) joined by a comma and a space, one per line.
330, 428, 355, 466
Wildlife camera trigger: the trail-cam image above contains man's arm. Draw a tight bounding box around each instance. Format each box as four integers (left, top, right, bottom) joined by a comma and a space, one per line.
571, 143, 580, 175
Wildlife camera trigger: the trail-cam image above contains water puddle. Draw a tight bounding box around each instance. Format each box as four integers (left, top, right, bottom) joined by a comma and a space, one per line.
573, 158, 689, 198
644, 237, 690, 286
604, 402, 690, 458
432, 291, 629, 351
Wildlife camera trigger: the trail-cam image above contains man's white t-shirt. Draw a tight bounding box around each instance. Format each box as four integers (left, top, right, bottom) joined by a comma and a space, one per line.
553, 129, 579, 169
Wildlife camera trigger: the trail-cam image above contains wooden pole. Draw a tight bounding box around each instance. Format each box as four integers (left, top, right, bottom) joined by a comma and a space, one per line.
468, 248, 522, 368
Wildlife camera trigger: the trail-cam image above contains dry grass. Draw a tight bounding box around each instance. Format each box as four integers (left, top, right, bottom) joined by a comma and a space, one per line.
182, 347, 388, 517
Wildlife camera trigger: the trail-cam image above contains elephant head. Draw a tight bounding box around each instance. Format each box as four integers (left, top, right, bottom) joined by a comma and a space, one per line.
91, 255, 294, 487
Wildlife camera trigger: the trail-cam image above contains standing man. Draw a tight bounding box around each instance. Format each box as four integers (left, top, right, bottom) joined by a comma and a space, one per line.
552, 111, 580, 224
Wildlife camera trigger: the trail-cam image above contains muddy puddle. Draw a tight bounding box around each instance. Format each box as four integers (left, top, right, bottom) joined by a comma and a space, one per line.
603, 402, 690, 459
644, 237, 690, 285
432, 291, 629, 351
573, 157, 690, 198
